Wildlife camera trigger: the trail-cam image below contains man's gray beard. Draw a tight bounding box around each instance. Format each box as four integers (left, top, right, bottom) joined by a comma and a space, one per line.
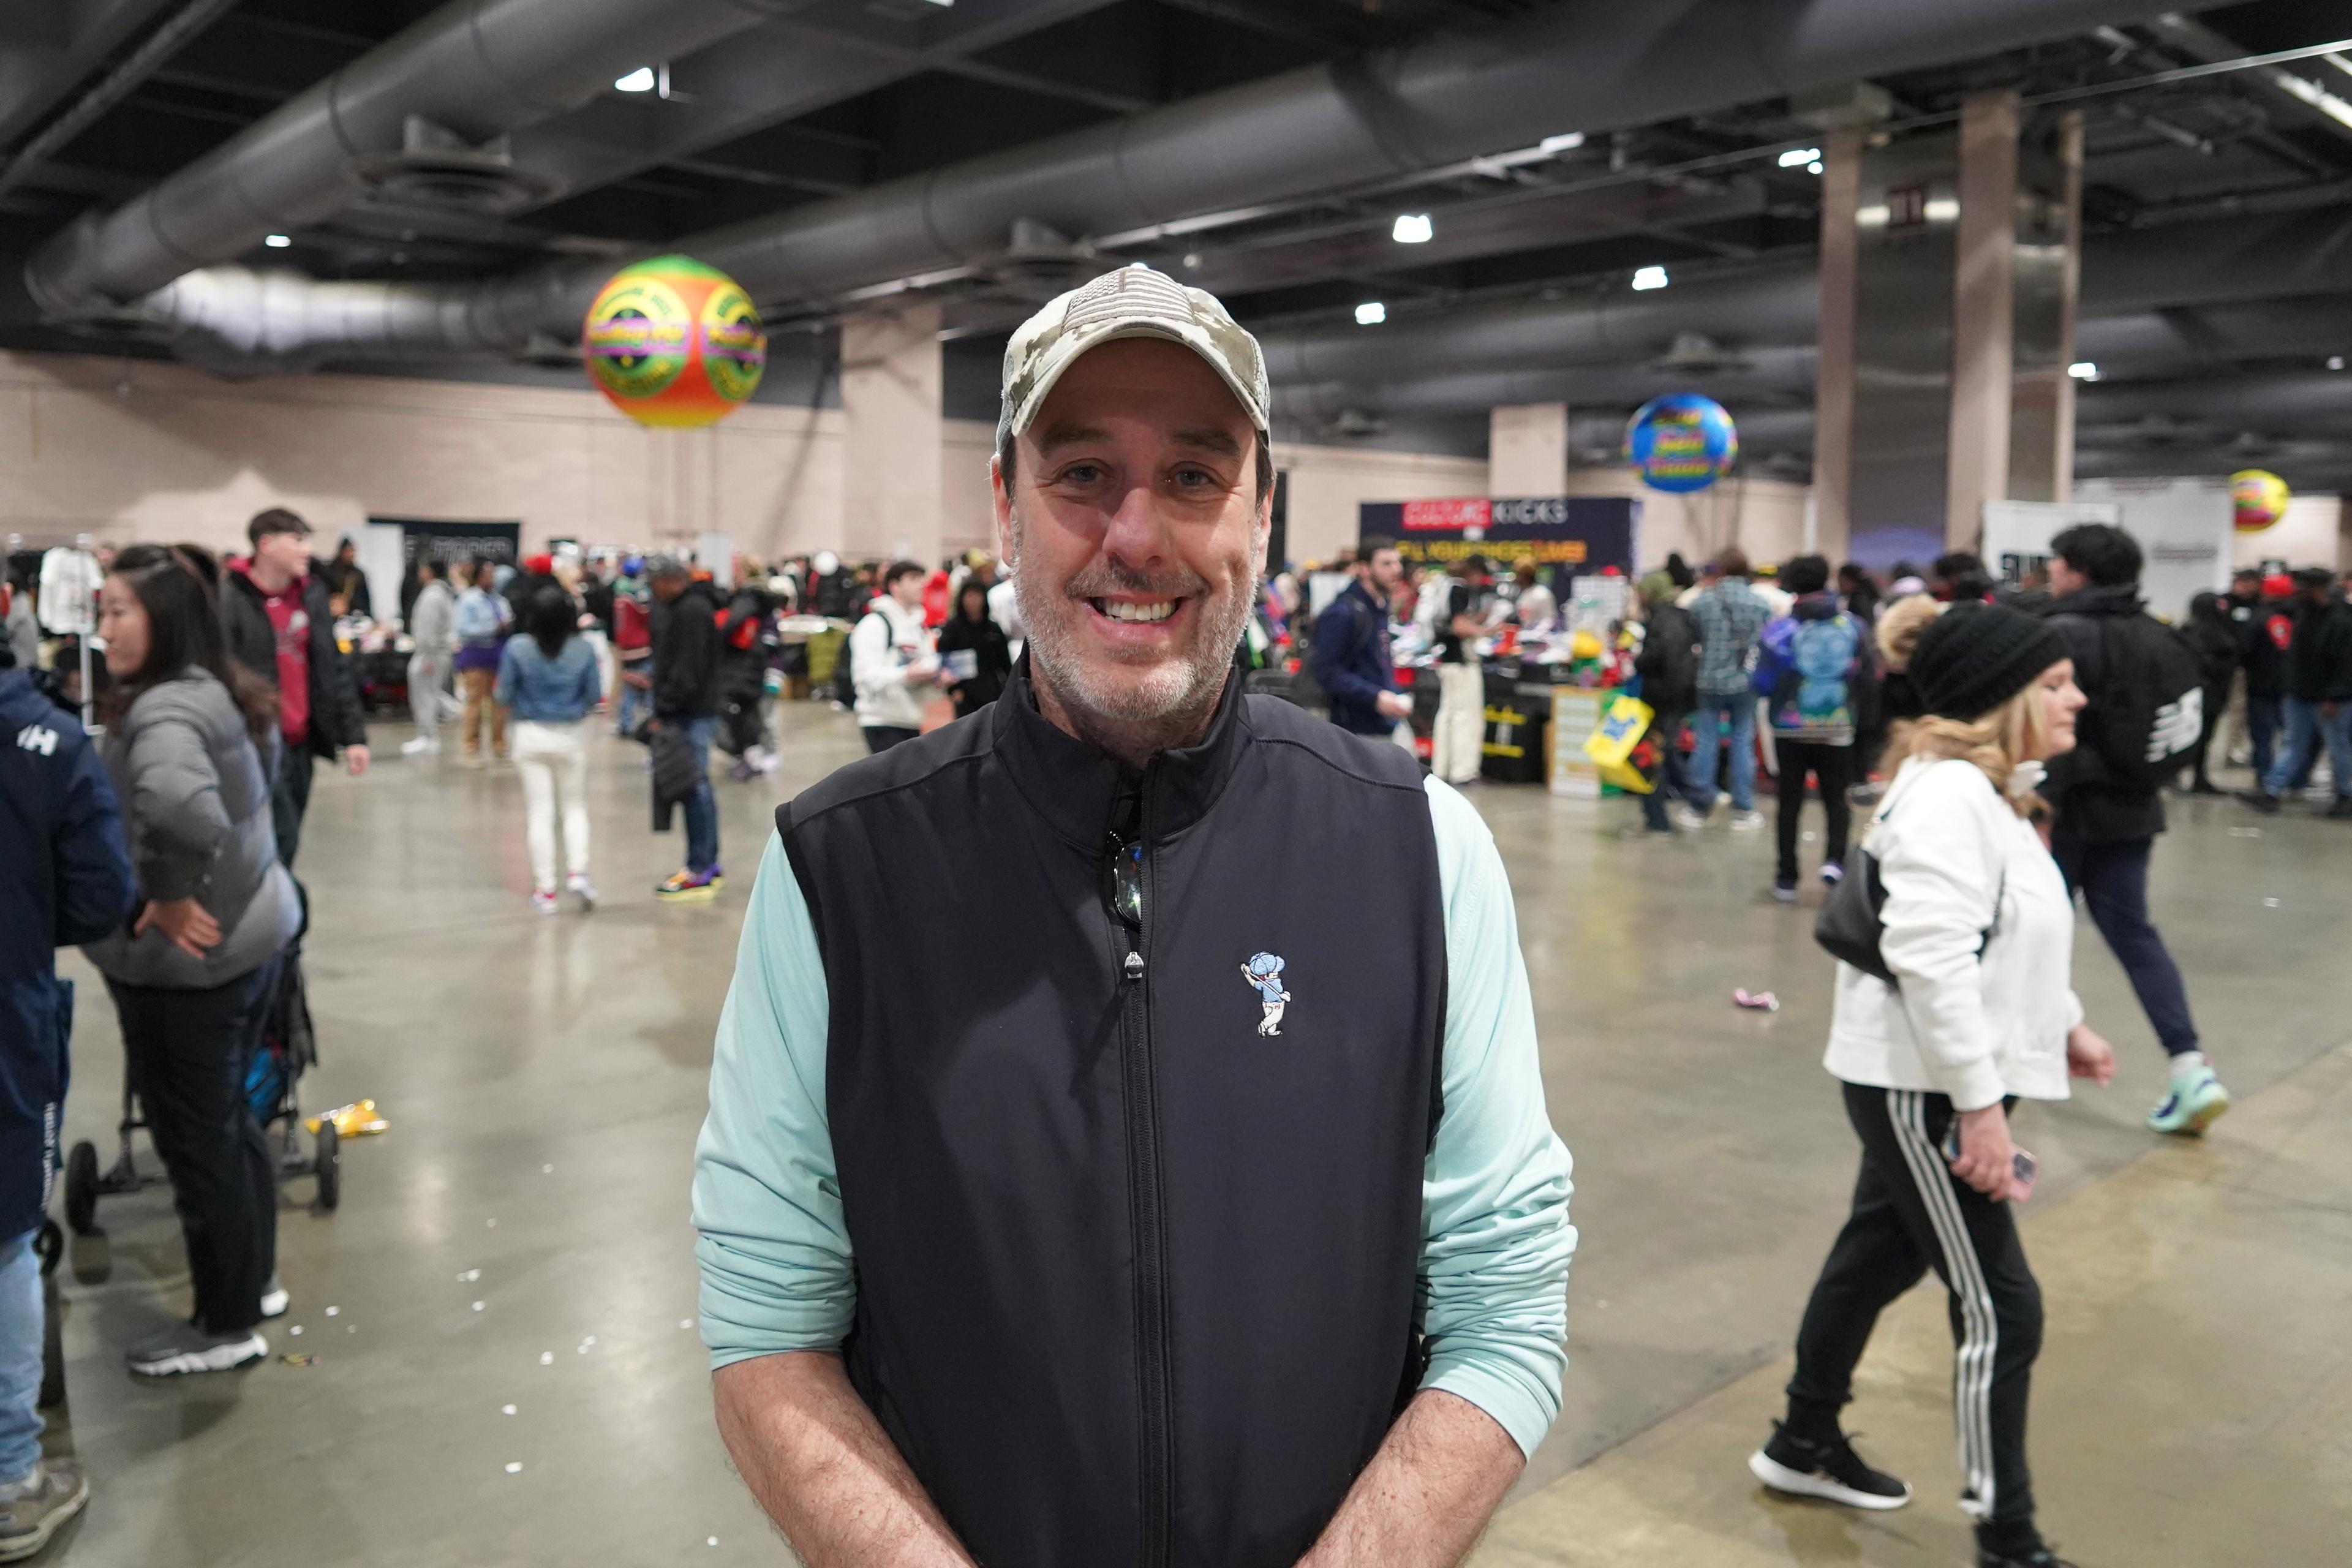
1009, 515, 1259, 737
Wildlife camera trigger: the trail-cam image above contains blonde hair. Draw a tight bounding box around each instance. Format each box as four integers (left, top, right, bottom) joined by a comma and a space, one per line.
1874, 594, 1943, 672
1879, 680, 2054, 818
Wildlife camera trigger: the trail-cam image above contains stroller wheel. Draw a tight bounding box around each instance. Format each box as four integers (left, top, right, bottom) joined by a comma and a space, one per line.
63, 1142, 100, 1237
314, 1120, 340, 1212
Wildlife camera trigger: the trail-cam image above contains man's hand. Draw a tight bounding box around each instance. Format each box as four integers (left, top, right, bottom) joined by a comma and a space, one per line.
1950, 1104, 2021, 1200
345, 744, 370, 777
2065, 1024, 2116, 1087
905, 656, 941, 685
1294, 1390, 1523, 1568
714, 1352, 974, 1567
1376, 691, 1414, 721
136, 897, 221, 959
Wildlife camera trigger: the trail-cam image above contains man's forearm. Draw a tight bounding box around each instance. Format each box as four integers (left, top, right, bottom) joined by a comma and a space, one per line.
713, 1351, 974, 1568
1295, 1390, 1525, 1568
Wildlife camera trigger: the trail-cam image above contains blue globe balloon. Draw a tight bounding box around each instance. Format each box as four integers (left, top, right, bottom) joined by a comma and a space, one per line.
1624, 393, 1739, 493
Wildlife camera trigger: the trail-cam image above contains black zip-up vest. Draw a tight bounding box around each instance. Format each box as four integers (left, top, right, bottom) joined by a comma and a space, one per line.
775, 663, 1447, 1567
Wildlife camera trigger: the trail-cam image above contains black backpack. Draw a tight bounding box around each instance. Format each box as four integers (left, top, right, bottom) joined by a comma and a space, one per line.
2089, 613, 2205, 790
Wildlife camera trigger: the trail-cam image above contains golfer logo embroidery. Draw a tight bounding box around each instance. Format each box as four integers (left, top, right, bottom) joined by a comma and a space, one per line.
1240, 952, 1290, 1036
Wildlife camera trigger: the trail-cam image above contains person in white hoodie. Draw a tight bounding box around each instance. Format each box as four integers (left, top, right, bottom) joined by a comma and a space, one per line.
1748, 603, 2115, 1568
850, 560, 940, 753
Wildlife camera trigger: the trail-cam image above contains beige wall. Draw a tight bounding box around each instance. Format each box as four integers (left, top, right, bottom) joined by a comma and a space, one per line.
1273, 442, 1491, 565
1561, 468, 1815, 571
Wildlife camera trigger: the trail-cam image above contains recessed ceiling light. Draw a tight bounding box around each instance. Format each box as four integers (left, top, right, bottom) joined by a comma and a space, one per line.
1631, 266, 1668, 291
2330, 355, 2346, 371
1391, 213, 1433, 244
614, 67, 657, 93
263, 233, 291, 248
1807, 161, 1823, 175
2068, 361, 2098, 380
1355, 301, 1387, 326
1540, 132, 1585, 154
1779, 146, 1822, 168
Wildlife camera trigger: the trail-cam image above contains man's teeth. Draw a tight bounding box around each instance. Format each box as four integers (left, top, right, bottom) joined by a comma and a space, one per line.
1098, 599, 1177, 624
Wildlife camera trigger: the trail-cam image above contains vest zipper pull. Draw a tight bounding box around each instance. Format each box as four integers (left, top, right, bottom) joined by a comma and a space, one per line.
1124, 950, 1145, 981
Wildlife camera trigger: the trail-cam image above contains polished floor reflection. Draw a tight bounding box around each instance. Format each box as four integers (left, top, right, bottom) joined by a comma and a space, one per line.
43, 705, 2349, 1566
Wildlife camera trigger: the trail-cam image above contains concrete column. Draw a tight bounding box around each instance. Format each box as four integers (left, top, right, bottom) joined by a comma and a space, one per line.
1947, 90, 2019, 544
840, 303, 943, 566
1488, 401, 1566, 496
2046, 111, 2084, 505
1812, 127, 1863, 564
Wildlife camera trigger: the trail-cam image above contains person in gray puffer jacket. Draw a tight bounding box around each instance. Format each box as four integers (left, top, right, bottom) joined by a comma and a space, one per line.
84, 545, 299, 1380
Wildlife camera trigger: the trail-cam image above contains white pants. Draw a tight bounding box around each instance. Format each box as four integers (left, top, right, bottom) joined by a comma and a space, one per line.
512, 720, 590, 892
408, 654, 450, 741
1434, 663, 1486, 784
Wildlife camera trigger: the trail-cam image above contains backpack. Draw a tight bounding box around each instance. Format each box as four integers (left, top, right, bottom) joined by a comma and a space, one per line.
2089, 614, 2204, 790
1635, 603, 1698, 707
1752, 612, 1859, 734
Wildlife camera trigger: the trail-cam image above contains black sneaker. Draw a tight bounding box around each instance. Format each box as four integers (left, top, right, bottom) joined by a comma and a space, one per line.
1977, 1527, 2078, 1567
2237, 789, 2282, 815
1747, 1421, 1911, 1510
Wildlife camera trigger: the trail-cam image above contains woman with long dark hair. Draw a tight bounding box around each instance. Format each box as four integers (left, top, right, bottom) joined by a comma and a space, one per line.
496, 582, 601, 913
84, 544, 300, 1378
934, 576, 1011, 719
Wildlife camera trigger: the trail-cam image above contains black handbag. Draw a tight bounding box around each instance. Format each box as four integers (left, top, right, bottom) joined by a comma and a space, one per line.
1813, 776, 2001, 986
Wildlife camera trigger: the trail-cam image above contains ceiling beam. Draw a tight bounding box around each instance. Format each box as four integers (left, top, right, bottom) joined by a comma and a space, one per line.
0, 0, 181, 148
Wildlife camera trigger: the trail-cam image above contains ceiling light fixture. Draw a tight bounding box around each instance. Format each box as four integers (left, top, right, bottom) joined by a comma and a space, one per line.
263, 233, 291, 248
1355, 301, 1387, 326
1540, 132, 1585, 154
1630, 265, 1668, 291
1778, 146, 1822, 168
2068, 361, 2099, 380
2330, 355, 2346, 371
614, 66, 657, 93
1807, 161, 1824, 175
1391, 213, 1433, 244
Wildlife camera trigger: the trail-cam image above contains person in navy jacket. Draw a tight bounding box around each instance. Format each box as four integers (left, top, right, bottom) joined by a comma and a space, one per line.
1308, 536, 1412, 738
0, 630, 132, 1551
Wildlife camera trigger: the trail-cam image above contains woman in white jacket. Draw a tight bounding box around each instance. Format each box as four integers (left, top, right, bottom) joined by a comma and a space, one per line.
1749, 604, 2113, 1568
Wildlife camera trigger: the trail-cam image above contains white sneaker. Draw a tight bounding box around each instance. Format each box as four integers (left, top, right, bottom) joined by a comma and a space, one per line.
259, 1278, 288, 1319
531, 889, 559, 916
400, 735, 439, 756
1668, 802, 1709, 832
1730, 810, 1766, 831
567, 873, 597, 913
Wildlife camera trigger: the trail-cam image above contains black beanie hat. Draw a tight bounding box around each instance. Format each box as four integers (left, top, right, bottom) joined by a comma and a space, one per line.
1909, 602, 2068, 721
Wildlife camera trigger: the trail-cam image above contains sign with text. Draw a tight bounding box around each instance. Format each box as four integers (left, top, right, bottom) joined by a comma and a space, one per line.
1362, 496, 1637, 572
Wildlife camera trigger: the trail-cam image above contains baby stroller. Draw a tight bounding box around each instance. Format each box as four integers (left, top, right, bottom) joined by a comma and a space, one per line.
62, 937, 340, 1235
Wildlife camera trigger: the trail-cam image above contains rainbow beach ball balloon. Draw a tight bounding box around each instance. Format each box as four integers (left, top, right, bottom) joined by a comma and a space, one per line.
1624, 393, 1738, 493
582, 255, 766, 427
2230, 469, 2289, 533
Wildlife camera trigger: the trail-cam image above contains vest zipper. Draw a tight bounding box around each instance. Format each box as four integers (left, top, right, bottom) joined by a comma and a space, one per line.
1116, 816, 1174, 1568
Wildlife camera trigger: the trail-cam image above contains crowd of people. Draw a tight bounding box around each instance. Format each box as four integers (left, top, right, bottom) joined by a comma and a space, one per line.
0, 252, 2344, 1566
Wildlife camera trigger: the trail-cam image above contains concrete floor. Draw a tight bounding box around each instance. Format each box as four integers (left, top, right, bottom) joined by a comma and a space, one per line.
39, 703, 2352, 1567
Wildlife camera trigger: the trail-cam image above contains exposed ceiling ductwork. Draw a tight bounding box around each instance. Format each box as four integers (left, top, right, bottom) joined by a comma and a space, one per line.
20, 0, 795, 319
21, 0, 2223, 369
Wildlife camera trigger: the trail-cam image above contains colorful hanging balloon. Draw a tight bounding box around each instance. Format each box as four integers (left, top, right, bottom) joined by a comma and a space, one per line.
582, 255, 766, 428
1624, 393, 1739, 493
2230, 469, 2289, 533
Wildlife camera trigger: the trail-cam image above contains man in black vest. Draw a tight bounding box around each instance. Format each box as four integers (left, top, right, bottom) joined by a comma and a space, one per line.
693, 263, 1574, 1567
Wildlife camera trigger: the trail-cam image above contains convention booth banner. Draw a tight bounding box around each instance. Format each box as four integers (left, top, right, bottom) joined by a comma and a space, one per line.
384, 518, 522, 572
2070, 478, 2234, 617
1980, 500, 2121, 590
1357, 496, 1638, 572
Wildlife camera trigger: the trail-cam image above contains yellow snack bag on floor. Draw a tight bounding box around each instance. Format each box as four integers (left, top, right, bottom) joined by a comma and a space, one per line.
1583, 696, 1655, 794
304, 1099, 388, 1137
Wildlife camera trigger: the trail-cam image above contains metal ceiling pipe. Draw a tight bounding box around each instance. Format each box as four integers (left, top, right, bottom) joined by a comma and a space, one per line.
0, 0, 183, 151
1271, 346, 1822, 425
70, 0, 2213, 364
23, 0, 792, 315
0, 0, 243, 208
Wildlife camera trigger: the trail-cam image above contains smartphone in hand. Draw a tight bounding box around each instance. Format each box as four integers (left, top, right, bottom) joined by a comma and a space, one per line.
1943, 1123, 2039, 1201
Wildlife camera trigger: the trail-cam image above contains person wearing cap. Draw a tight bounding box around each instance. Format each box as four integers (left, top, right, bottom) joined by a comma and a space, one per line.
693, 264, 1574, 1567
645, 554, 727, 900
2239, 566, 2352, 820
218, 507, 369, 867
1751, 604, 2112, 1568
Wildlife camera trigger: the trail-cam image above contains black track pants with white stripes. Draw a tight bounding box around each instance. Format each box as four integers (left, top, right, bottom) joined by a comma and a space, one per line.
1785, 1084, 2045, 1527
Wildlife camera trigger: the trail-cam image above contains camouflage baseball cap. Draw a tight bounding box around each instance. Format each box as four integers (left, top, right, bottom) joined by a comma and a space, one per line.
997, 264, 1270, 454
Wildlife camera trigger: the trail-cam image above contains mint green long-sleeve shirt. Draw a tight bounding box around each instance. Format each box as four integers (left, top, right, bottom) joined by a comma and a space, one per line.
692, 775, 1576, 1458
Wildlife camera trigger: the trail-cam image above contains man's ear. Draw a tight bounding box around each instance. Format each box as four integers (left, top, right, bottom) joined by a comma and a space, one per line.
990, 454, 1018, 573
